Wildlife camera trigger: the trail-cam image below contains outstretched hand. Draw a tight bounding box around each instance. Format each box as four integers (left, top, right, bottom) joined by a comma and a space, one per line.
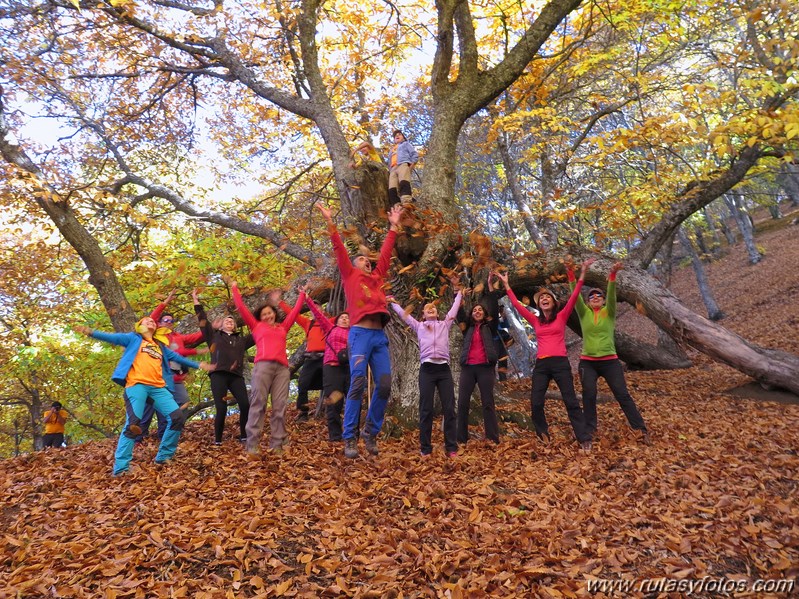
73, 325, 92, 336
267, 289, 282, 306
199, 362, 216, 372
315, 202, 333, 223
164, 289, 177, 305
191, 288, 200, 304
494, 271, 510, 289
221, 274, 236, 288
387, 204, 404, 228
611, 261, 624, 273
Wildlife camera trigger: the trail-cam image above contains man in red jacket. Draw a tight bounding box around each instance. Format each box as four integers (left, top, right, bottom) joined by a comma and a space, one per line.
316, 202, 403, 458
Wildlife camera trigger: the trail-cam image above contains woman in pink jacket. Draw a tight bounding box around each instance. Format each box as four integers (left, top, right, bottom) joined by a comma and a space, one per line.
496, 261, 594, 451
229, 278, 305, 455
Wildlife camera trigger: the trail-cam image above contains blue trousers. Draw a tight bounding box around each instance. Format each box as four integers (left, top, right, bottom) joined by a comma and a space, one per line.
115, 384, 182, 475
342, 326, 392, 440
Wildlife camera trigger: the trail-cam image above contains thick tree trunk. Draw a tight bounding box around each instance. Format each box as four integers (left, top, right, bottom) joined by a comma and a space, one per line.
616, 264, 799, 394
678, 228, 725, 321
0, 89, 137, 332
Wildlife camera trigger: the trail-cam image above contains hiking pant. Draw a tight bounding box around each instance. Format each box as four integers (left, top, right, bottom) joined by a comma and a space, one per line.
579, 358, 646, 435
246, 360, 290, 452
116, 384, 183, 475
531, 356, 590, 443
388, 163, 413, 204
297, 355, 324, 416
419, 362, 457, 454
210, 371, 250, 442
456, 363, 499, 445
342, 327, 392, 440
323, 363, 350, 441
139, 381, 188, 441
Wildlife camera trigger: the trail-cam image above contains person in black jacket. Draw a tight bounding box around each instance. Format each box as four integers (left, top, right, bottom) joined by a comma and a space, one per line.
456, 303, 500, 447
193, 288, 254, 445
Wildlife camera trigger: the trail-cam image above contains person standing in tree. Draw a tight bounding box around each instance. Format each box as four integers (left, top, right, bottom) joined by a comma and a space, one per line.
568, 262, 651, 445
387, 129, 419, 206
390, 283, 464, 458
73, 318, 214, 475
304, 290, 352, 442
316, 202, 403, 459
138, 289, 208, 441
42, 401, 67, 448
229, 278, 305, 456
193, 288, 254, 445
496, 263, 594, 452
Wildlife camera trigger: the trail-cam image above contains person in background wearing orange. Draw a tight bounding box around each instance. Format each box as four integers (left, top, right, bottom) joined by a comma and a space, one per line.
42, 401, 67, 448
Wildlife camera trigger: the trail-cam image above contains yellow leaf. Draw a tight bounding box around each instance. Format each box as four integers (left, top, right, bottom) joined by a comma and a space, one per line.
274, 579, 292, 594
67, 0, 81, 8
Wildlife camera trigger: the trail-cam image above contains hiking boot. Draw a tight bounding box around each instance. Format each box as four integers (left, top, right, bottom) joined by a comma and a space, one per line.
343, 439, 359, 459
447, 451, 458, 459
295, 413, 309, 423
640, 431, 652, 446
536, 431, 551, 445
581, 440, 593, 453
362, 432, 379, 456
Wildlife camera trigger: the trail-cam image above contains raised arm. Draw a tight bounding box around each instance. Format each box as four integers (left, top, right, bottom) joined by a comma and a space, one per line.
495, 271, 539, 327
316, 203, 353, 276
607, 262, 621, 318
150, 288, 177, 322
567, 265, 588, 317
389, 298, 420, 331
280, 290, 307, 331
305, 294, 333, 335
373, 204, 403, 278
561, 259, 595, 319
229, 281, 259, 331
193, 288, 216, 343
444, 290, 464, 326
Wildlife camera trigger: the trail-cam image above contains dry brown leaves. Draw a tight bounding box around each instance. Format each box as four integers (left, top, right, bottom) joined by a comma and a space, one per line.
1, 221, 798, 598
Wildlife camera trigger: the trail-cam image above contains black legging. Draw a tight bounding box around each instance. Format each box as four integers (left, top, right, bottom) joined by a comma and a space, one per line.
210, 371, 250, 442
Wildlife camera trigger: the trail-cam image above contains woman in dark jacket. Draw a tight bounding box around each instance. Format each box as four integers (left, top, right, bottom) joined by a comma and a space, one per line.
193, 288, 254, 445
457, 303, 500, 447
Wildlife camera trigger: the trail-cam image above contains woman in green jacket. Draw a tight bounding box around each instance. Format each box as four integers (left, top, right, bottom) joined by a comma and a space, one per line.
569, 262, 650, 445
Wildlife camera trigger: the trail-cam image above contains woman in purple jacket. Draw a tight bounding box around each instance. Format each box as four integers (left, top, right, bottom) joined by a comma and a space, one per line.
390, 286, 463, 457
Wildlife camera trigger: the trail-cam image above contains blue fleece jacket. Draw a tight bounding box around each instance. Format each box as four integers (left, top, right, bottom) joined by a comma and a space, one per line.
90, 331, 201, 391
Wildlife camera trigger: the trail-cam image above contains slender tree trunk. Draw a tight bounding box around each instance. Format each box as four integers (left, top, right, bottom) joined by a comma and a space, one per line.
724, 193, 762, 264
678, 227, 725, 321
498, 297, 533, 377
777, 162, 799, 206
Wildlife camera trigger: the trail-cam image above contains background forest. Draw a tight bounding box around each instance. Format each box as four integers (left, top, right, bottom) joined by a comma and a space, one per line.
1, 0, 798, 456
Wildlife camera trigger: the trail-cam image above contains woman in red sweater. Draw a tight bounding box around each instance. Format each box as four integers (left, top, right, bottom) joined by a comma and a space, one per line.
229, 278, 305, 455
496, 261, 594, 451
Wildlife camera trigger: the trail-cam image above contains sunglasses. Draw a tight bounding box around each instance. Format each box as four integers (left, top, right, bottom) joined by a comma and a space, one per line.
588, 293, 604, 299
160, 318, 174, 324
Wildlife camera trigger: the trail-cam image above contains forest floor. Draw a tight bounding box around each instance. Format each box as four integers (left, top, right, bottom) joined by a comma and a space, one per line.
1, 211, 798, 598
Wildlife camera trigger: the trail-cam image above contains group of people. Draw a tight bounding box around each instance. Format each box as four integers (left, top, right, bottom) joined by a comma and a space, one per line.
72, 197, 649, 475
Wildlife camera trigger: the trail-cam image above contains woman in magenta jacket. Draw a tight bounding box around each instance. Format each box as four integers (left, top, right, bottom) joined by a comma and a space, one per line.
496, 261, 594, 451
